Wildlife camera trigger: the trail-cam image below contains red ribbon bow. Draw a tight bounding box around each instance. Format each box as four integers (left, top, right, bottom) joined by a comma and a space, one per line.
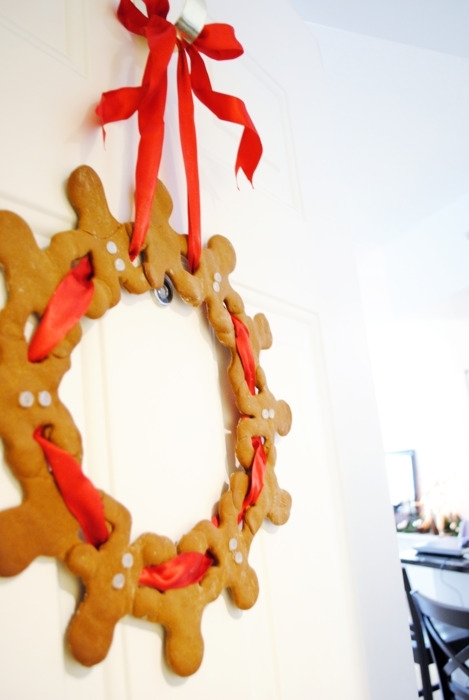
96, 0, 262, 271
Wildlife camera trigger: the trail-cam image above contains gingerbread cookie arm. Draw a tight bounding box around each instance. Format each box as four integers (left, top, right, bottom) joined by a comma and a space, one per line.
143, 180, 204, 304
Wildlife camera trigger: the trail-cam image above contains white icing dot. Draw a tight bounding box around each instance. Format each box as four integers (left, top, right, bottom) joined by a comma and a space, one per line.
214, 272, 222, 282
106, 241, 118, 254
38, 391, 52, 407
234, 551, 243, 565
262, 408, 269, 420
112, 573, 125, 590
269, 408, 275, 419
114, 258, 126, 272
229, 537, 238, 551
212, 281, 220, 293
19, 391, 34, 408
122, 552, 134, 569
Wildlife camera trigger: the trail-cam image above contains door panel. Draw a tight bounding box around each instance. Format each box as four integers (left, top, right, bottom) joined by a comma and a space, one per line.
0, 1, 416, 698
0, 0, 86, 71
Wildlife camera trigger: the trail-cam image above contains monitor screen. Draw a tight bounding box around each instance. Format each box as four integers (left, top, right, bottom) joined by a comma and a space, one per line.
385, 450, 417, 509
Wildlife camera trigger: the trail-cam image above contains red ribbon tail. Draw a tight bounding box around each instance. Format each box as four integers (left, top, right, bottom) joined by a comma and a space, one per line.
33, 428, 109, 548
117, 0, 164, 35
28, 256, 94, 363
188, 46, 262, 185
129, 127, 165, 260
129, 71, 169, 260
235, 124, 264, 185
177, 45, 202, 272
139, 551, 213, 591
95, 86, 143, 133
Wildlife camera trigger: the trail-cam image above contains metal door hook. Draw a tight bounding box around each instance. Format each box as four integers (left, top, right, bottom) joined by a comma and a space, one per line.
175, 0, 207, 43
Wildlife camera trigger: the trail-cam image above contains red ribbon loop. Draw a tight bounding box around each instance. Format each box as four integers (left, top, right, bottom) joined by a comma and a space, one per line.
193, 24, 243, 60
96, 0, 262, 268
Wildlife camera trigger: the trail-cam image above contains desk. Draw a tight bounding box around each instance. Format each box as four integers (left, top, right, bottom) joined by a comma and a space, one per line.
400, 548, 469, 575
399, 535, 469, 607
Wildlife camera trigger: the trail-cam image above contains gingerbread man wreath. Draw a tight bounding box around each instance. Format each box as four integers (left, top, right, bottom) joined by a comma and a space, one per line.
0, 165, 291, 677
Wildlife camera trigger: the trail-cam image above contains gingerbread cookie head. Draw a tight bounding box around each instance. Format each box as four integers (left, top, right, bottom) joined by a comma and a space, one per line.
0, 165, 291, 676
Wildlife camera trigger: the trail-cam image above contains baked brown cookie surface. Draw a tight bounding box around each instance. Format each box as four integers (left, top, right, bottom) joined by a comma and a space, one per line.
0, 165, 291, 676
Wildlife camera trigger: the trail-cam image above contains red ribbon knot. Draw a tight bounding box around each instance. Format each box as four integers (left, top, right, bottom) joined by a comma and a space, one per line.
96, 0, 262, 271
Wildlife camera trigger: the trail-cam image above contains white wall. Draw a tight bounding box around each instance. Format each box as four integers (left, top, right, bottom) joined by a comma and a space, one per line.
300, 14, 469, 524
365, 317, 469, 519
357, 193, 469, 519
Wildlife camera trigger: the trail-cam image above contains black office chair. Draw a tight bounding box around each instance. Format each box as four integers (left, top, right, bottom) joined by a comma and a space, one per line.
411, 590, 469, 699
402, 568, 439, 699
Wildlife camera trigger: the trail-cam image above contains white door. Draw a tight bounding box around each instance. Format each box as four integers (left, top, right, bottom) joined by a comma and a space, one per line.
0, 1, 416, 698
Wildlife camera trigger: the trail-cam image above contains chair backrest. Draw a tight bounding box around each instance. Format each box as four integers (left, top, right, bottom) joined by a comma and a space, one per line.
403, 568, 438, 700
411, 591, 469, 700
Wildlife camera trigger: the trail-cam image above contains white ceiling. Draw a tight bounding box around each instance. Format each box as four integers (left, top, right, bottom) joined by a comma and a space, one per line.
289, 0, 469, 252
289, 0, 469, 59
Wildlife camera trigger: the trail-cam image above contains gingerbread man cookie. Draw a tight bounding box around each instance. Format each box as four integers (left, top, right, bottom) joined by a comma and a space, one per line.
0, 165, 291, 676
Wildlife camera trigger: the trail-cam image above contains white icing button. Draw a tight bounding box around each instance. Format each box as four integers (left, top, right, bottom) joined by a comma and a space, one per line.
112, 573, 125, 590
114, 258, 126, 272
234, 551, 243, 565
229, 537, 238, 551
106, 241, 118, 254
269, 408, 275, 419
214, 272, 222, 282
38, 391, 52, 407
122, 552, 134, 569
19, 391, 34, 408
262, 408, 269, 420
212, 281, 220, 293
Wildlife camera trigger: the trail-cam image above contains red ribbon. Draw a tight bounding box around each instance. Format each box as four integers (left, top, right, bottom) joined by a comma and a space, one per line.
230, 314, 256, 393
240, 436, 266, 519
33, 427, 109, 548
28, 256, 94, 363
138, 551, 213, 591
34, 424, 213, 586
230, 314, 267, 520
96, 0, 262, 270
34, 427, 213, 587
